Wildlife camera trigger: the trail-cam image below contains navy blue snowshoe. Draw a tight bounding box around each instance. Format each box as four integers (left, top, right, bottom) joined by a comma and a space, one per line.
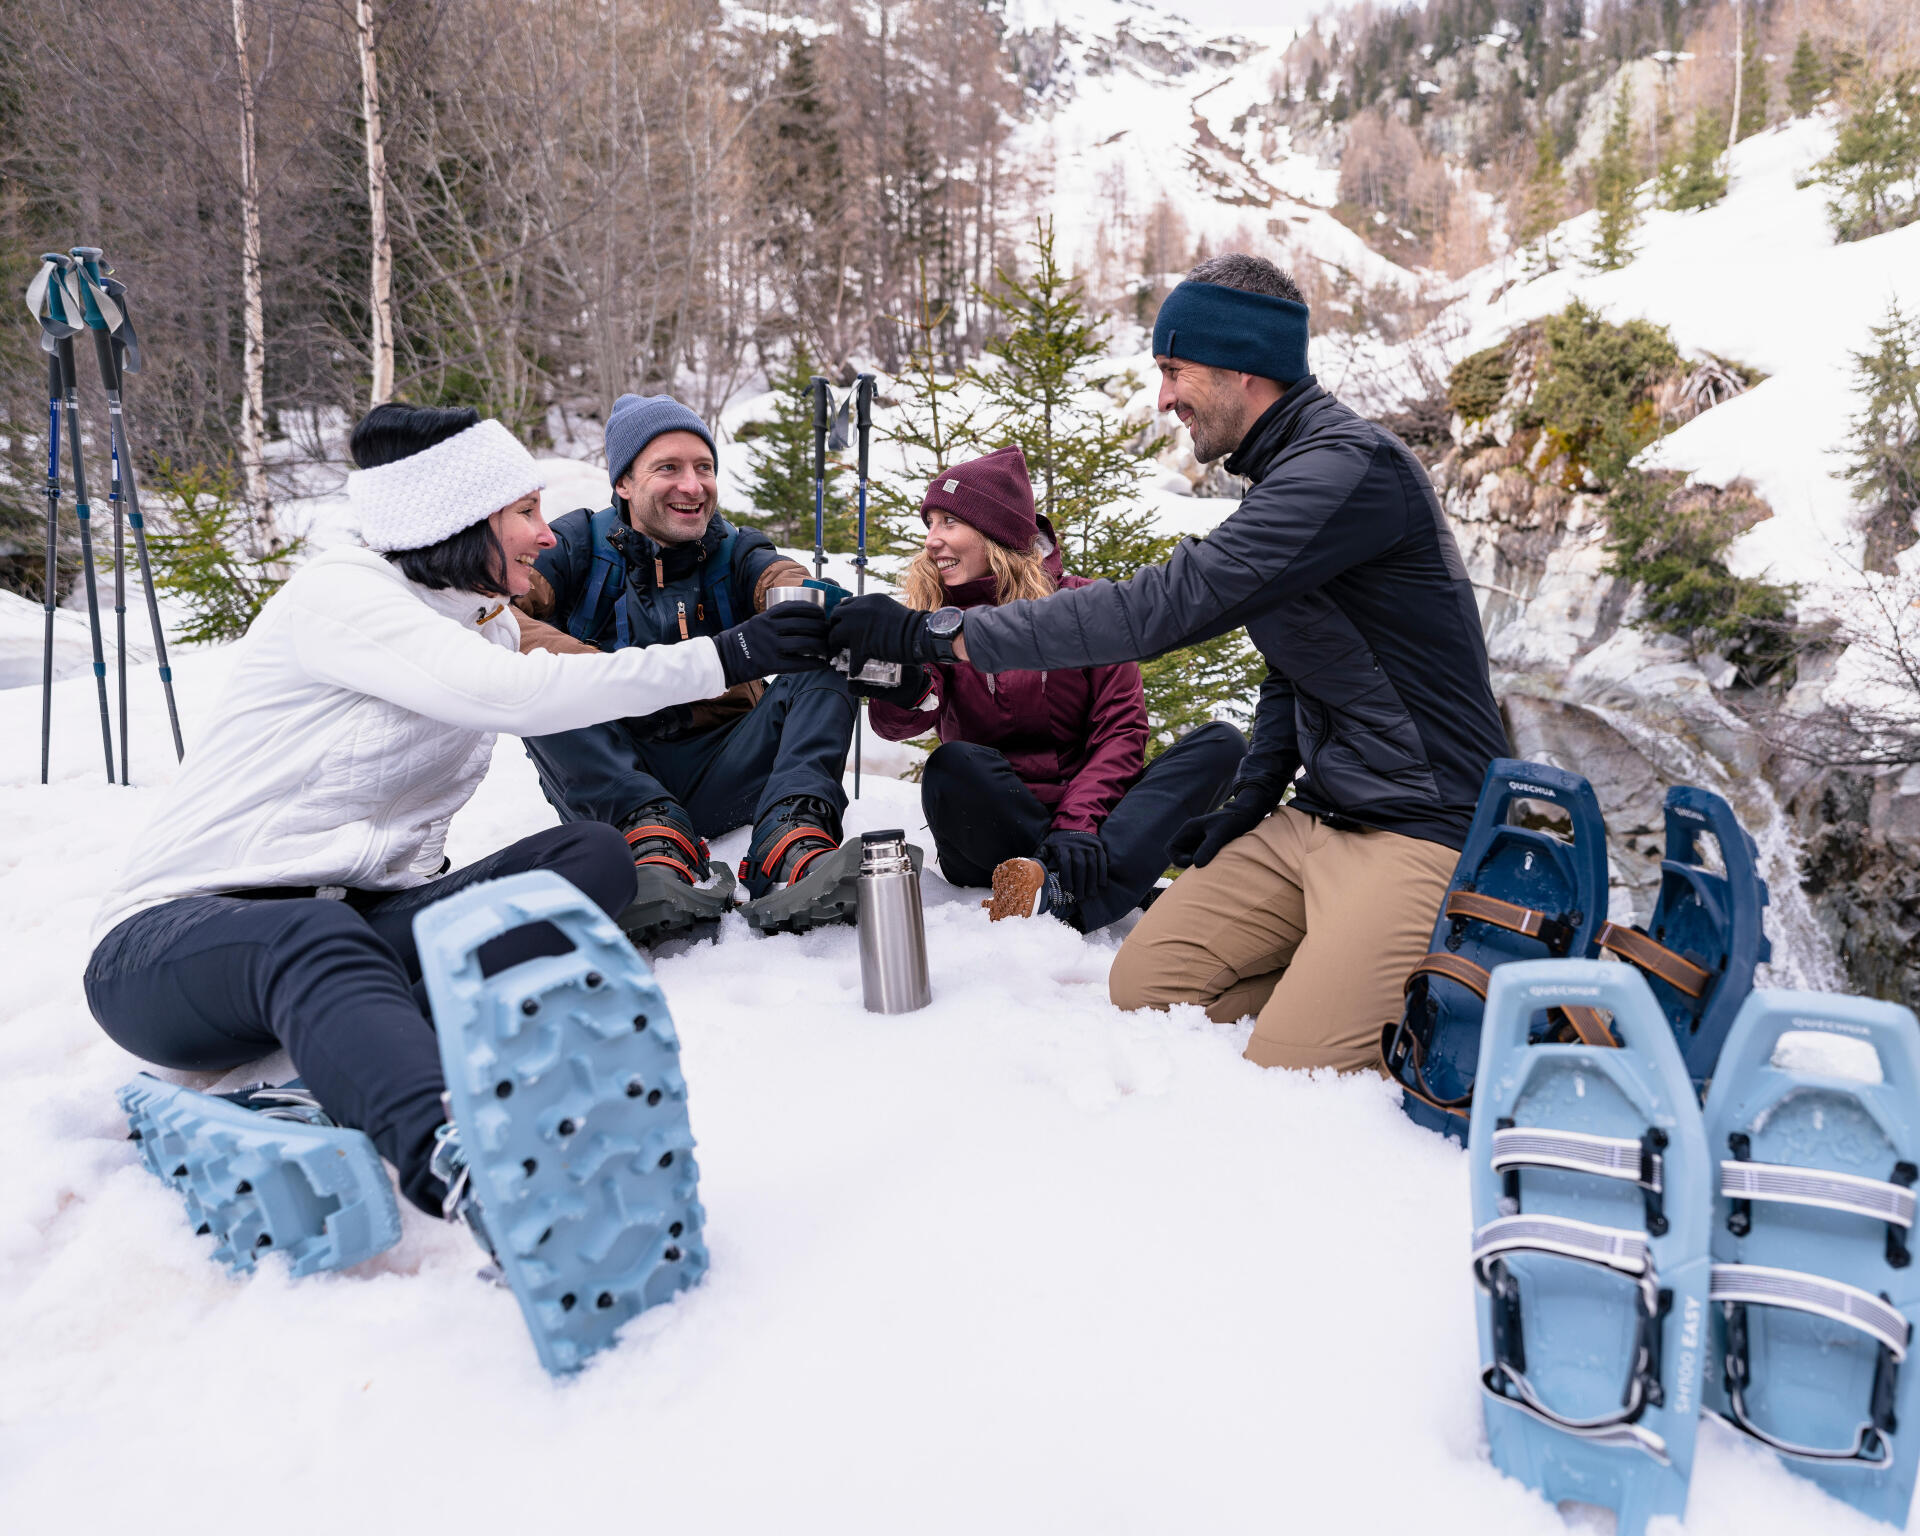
118, 1074, 402, 1277
1381, 759, 1611, 1140
414, 870, 709, 1377
1594, 785, 1771, 1093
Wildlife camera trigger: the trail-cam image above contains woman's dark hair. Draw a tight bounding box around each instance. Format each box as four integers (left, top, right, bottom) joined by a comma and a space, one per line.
350, 401, 510, 596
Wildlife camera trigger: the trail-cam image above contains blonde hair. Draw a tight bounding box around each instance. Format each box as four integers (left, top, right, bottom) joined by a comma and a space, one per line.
900, 532, 1056, 610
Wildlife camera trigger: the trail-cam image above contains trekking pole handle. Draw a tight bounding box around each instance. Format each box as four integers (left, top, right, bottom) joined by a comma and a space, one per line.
855, 374, 874, 480
810, 376, 830, 480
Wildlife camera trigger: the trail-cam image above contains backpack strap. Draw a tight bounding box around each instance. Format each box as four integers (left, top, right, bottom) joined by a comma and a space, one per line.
702, 522, 738, 632
570, 505, 630, 649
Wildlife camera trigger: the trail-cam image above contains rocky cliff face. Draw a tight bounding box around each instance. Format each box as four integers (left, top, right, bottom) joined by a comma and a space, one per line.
1419, 328, 1856, 994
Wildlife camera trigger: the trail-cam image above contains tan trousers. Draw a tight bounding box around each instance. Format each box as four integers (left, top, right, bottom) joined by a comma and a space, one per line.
1108, 805, 1459, 1072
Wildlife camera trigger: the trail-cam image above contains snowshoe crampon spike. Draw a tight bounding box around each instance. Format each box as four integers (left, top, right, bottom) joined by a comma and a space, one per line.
1595, 785, 1771, 1093
1382, 758, 1611, 1141
414, 871, 709, 1377
117, 1073, 401, 1278
1469, 960, 1711, 1536
1702, 990, 1920, 1526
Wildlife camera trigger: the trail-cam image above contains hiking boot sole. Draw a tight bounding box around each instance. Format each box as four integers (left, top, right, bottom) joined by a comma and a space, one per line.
988, 857, 1048, 922
741, 838, 925, 936
617, 861, 737, 950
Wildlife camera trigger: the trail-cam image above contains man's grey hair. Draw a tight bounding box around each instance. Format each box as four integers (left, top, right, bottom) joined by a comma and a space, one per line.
1186, 252, 1305, 306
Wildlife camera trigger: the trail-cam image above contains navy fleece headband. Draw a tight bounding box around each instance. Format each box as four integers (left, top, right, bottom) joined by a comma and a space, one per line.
1152, 281, 1310, 383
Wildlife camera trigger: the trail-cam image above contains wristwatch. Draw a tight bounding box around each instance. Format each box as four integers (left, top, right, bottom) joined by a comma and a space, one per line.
926, 605, 965, 662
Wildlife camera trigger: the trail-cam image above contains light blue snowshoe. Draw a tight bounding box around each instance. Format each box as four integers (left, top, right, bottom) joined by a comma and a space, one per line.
1702, 989, 1920, 1526
1596, 785, 1771, 1093
1468, 960, 1711, 1536
118, 1073, 402, 1277
414, 871, 709, 1377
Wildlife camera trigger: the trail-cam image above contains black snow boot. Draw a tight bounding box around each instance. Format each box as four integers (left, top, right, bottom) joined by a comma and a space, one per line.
617, 799, 736, 949
737, 795, 923, 936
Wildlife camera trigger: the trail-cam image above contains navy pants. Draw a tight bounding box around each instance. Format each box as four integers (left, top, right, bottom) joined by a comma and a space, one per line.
524, 669, 856, 840
920, 722, 1246, 932
84, 823, 635, 1215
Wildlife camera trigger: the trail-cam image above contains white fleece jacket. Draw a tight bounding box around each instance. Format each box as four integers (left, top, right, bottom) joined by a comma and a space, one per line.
93, 545, 727, 942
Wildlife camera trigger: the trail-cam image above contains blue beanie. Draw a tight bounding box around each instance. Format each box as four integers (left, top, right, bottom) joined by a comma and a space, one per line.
1151, 281, 1310, 384
604, 394, 717, 489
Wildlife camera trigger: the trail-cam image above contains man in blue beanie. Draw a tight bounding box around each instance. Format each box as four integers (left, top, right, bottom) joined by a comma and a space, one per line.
829, 252, 1508, 1074
513, 393, 866, 943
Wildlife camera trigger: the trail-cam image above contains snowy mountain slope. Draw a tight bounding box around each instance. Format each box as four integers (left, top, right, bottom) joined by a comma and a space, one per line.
1454, 111, 1920, 604
1004, 0, 1417, 297
0, 655, 1903, 1533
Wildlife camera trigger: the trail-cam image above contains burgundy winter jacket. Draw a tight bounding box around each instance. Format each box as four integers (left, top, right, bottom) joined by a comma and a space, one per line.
869, 567, 1149, 834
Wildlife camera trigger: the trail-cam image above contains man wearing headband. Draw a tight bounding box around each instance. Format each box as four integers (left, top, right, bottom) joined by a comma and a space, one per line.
513, 394, 866, 943
830, 252, 1507, 1077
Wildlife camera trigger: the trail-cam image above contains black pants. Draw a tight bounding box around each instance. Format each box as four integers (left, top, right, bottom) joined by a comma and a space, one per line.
524, 669, 856, 840
84, 823, 635, 1215
919, 722, 1246, 932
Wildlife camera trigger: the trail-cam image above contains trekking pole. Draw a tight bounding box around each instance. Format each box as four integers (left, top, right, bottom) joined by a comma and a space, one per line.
809, 374, 830, 581
32, 253, 115, 782
69, 250, 129, 780
852, 372, 875, 799
37, 350, 60, 784
72, 248, 184, 766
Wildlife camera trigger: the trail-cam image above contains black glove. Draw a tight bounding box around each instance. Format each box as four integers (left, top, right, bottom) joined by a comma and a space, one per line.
828, 594, 940, 675
1041, 828, 1109, 903
854, 663, 936, 709
1167, 780, 1281, 870
715, 600, 830, 687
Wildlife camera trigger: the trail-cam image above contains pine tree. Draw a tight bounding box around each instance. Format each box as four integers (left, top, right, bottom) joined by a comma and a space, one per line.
1516, 126, 1566, 270
1591, 81, 1640, 270
1664, 109, 1729, 210
735, 339, 852, 551
1786, 32, 1828, 117
148, 460, 301, 643
1846, 298, 1920, 570
971, 221, 1262, 749
1816, 71, 1920, 242
1736, 23, 1770, 140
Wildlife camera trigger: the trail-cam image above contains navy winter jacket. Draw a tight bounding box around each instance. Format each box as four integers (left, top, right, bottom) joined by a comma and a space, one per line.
960, 377, 1508, 851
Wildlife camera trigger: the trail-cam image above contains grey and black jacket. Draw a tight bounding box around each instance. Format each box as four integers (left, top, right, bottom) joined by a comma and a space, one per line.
961, 376, 1508, 851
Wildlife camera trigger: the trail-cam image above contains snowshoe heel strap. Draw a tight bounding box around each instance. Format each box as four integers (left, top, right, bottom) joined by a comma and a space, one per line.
1714, 1262, 1908, 1464
1596, 920, 1713, 997
1446, 890, 1575, 955
1473, 1213, 1672, 1462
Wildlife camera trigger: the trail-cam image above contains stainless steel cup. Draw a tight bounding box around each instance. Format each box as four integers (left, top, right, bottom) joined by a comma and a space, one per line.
857, 829, 931, 1014
765, 585, 826, 609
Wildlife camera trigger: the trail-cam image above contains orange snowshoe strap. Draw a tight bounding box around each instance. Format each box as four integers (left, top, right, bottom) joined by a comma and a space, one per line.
1596, 921, 1713, 998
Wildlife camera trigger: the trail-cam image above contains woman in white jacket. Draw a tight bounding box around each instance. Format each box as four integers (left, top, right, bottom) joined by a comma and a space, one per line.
85, 404, 828, 1220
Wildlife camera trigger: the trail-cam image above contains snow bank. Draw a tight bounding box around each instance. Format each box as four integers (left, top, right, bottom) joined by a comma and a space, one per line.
0, 642, 1898, 1534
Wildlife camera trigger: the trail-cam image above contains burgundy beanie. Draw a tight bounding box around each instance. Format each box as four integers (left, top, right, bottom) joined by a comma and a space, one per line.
919, 446, 1037, 551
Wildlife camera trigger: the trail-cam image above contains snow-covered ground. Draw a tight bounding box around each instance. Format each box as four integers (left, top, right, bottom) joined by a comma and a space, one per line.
0, 642, 1899, 1535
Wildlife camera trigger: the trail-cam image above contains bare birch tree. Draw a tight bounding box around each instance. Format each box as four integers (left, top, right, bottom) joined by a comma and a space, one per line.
356, 0, 394, 405
230, 0, 279, 552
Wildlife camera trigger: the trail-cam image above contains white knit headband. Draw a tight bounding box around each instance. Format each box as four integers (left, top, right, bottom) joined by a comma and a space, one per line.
348, 418, 550, 553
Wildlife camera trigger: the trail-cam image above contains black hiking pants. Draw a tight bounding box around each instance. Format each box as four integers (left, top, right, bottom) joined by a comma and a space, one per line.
919, 721, 1246, 932
84, 823, 634, 1215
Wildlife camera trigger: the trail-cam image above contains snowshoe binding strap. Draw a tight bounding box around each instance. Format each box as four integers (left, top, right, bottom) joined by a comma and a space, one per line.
1721, 1159, 1918, 1230
1474, 1214, 1672, 1463
757, 825, 836, 887
1447, 890, 1576, 954
625, 820, 709, 885
1596, 921, 1713, 998
1714, 1263, 1908, 1464
1494, 1127, 1663, 1191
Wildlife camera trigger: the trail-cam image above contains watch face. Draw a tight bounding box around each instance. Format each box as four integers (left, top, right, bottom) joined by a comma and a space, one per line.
929, 607, 964, 637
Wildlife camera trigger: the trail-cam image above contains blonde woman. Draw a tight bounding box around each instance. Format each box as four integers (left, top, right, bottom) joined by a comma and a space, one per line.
865, 446, 1244, 929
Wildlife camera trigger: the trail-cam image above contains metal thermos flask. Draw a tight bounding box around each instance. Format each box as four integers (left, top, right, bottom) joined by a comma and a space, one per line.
857, 829, 931, 1015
